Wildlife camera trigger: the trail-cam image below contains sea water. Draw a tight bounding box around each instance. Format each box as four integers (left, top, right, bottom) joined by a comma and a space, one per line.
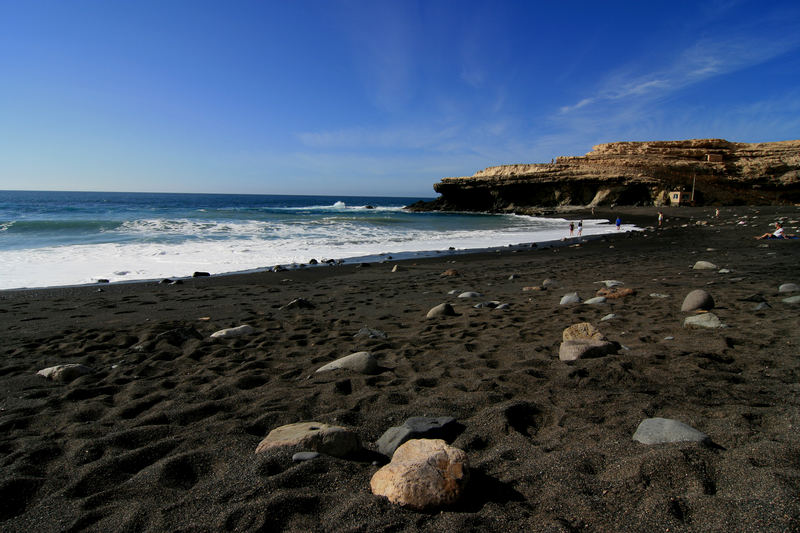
0, 191, 626, 290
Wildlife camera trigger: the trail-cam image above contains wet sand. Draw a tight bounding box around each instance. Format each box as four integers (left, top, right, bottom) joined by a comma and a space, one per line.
1, 206, 799, 532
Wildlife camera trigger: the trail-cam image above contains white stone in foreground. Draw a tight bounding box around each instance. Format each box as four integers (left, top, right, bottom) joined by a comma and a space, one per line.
559, 292, 581, 305
692, 261, 718, 270
37, 364, 93, 382
583, 296, 606, 305
427, 303, 457, 319
633, 418, 709, 445
457, 291, 482, 298
210, 325, 254, 338
316, 351, 378, 375
778, 283, 799, 293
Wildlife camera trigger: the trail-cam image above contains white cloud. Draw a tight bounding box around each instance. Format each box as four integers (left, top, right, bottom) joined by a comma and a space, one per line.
560, 30, 800, 115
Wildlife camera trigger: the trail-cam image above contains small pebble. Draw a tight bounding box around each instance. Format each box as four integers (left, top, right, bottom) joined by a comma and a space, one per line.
292, 451, 320, 462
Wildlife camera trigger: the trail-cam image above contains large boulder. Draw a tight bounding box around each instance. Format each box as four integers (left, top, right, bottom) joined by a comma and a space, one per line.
255, 422, 361, 457
370, 439, 469, 510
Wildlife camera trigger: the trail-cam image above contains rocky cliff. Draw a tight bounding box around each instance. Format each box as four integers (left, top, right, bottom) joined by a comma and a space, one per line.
413, 139, 800, 212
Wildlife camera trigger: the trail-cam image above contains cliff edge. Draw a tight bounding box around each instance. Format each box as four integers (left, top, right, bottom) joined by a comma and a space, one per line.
412, 139, 800, 212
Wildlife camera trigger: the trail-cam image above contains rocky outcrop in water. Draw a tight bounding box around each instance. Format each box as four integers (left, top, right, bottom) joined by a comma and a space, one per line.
410, 139, 800, 212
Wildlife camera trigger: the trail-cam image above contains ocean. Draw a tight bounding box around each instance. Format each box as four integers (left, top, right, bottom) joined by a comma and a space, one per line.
0, 191, 624, 290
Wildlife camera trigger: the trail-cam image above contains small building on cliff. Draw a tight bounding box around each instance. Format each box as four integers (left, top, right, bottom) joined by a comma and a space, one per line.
669, 190, 689, 206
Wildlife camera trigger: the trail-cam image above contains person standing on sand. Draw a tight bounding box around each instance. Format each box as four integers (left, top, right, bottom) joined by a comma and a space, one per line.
658, 211, 663, 227
578, 220, 583, 236
569, 222, 574, 236
615, 216, 621, 230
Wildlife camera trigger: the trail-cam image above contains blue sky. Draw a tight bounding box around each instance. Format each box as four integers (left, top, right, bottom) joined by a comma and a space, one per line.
1, 0, 799, 197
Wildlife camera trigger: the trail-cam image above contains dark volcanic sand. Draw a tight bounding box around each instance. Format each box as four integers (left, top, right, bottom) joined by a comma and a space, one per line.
1, 206, 799, 532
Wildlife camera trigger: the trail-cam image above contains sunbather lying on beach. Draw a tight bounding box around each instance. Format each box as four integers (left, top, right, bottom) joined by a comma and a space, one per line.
755, 223, 795, 239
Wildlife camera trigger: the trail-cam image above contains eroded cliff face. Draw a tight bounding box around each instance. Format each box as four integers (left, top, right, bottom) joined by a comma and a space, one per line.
422, 139, 800, 212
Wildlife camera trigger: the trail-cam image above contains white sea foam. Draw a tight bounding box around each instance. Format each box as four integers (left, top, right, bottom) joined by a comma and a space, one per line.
0, 217, 630, 290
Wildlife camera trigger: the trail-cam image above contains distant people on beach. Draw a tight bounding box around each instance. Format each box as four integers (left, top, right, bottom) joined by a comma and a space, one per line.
578, 220, 583, 236
658, 211, 663, 227
569, 222, 574, 236
756, 222, 792, 239
715, 208, 720, 218
615, 217, 621, 230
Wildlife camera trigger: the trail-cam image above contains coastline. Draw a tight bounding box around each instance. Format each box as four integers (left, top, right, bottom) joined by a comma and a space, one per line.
0, 209, 628, 293
2, 205, 799, 531
0, 204, 741, 294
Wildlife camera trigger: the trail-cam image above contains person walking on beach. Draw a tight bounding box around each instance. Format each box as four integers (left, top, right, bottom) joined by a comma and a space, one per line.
615, 216, 621, 230
569, 222, 574, 236
578, 220, 583, 236
658, 211, 663, 227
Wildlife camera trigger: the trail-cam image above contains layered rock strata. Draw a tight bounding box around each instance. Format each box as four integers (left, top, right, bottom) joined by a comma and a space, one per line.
412, 139, 800, 212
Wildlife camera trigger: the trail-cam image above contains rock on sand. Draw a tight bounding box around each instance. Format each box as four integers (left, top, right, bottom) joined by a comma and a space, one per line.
559, 292, 581, 305
559, 340, 618, 361
683, 313, 725, 329
427, 303, 457, 319
37, 364, 93, 382
457, 291, 482, 298
693, 261, 718, 270
681, 289, 715, 312
375, 416, 460, 458
255, 422, 361, 457
562, 322, 605, 341
370, 439, 469, 510
210, 325, 255, 339
632, 417, 709, 445
583, 296, 606, 305
315, 351, 379, 375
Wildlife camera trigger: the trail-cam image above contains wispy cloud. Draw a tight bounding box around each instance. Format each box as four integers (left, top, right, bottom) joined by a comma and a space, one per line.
560, 31, 800, 115
296, 125, 461, 151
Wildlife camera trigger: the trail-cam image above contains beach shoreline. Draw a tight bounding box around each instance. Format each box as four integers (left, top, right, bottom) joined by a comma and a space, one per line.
2, 205, 799, 531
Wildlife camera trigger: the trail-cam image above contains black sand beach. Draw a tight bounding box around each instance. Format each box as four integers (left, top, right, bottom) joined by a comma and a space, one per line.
2, 206, 799, 532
